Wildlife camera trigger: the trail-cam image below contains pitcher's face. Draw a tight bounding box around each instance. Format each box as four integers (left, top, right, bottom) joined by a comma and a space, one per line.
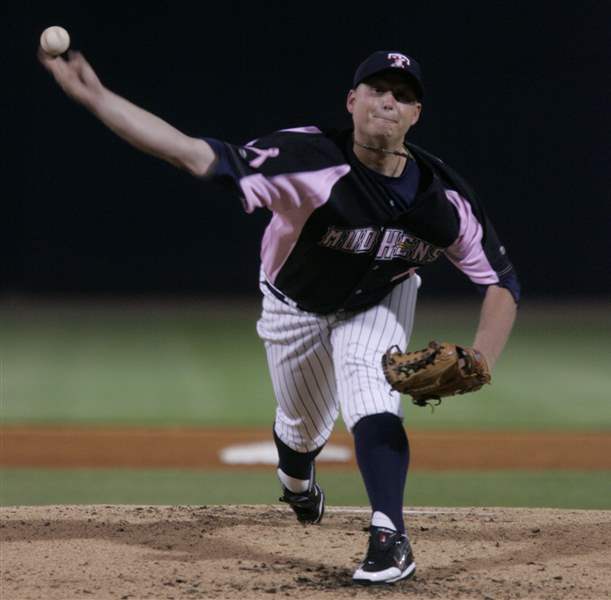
347, 71, 422, 145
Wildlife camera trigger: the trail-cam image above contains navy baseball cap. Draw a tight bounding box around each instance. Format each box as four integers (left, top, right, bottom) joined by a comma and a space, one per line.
353, 51, 424, 100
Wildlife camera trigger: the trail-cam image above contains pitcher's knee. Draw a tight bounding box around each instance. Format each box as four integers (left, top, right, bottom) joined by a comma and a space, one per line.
274, 414, 333, 453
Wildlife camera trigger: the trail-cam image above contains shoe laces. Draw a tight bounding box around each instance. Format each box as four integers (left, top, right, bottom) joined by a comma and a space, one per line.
364, 528, 403, 564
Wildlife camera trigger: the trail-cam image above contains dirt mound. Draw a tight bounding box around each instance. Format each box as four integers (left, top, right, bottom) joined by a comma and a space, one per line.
1, 505, 610, 599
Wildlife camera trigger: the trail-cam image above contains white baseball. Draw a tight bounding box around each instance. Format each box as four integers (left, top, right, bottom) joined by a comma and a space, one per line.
40, 26, 71, 57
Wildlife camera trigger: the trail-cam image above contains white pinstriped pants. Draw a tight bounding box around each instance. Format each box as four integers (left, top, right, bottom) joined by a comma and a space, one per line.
256, 274, 420, 452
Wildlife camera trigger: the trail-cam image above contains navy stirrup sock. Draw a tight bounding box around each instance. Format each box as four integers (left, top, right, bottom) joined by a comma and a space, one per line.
273, 427, 323, 489
353, 412, 409, 533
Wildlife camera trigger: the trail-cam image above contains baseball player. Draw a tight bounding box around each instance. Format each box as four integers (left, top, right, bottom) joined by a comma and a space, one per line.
39, 47, 519, 585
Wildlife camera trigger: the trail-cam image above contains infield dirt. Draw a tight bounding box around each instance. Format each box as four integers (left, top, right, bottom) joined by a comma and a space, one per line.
3, 428, 611, 598
2, 504, 610, 600
3, 427, 611, 469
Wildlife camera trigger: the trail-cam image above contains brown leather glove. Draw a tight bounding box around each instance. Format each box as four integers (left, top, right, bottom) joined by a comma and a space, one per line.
382, 341, 491, 406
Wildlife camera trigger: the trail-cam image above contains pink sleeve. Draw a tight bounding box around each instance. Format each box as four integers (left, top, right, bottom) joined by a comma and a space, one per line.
238, 166, 351, 214
444, 190, 500, 285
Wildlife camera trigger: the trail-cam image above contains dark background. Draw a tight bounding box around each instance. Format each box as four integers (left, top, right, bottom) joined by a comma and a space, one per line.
5, 2, 610, 301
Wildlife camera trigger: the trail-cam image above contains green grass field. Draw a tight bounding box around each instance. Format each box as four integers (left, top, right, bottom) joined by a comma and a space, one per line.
2, 300, 609, 509
2, 300, 610, 430
1, 468, 609, 509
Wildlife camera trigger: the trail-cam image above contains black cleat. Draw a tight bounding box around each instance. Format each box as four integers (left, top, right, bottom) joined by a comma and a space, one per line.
279, 483, 325, 525
352, 526, 416, 584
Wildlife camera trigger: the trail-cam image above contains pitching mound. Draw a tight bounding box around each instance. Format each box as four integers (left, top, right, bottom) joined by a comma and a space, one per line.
2, 505, 610, 599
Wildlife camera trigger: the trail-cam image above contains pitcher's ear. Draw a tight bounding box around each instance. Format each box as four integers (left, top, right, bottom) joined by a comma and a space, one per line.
347, 89, 356, 114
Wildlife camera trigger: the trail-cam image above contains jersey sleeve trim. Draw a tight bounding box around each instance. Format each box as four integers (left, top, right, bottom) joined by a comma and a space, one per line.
202, 137, 234, 179
277, 126, 323, 134
474, 270, 522, 305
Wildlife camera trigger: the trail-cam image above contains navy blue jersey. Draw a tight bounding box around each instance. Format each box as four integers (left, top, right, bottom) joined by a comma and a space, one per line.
205, 126, 519, 314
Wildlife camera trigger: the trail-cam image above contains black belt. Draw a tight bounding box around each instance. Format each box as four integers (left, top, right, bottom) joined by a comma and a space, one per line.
262, 280, 352, 315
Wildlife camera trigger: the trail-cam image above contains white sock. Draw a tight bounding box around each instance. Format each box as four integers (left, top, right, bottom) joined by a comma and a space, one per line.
277, 468, 310, 493
371, 510, 397, 531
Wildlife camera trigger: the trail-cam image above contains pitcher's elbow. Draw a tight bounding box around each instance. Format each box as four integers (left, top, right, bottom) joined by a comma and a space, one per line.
182, 138, 217, 178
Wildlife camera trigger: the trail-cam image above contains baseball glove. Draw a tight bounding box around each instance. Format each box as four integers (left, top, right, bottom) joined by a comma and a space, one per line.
381, 341, 491, 406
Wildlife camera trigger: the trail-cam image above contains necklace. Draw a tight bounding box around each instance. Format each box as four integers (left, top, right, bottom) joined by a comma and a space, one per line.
391, 155, 403, 177
353, 138, 412, 159
353, 136, 411, 177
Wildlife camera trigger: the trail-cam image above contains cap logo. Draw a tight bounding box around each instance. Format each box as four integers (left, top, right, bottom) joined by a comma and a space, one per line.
387, 52, 410, 69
